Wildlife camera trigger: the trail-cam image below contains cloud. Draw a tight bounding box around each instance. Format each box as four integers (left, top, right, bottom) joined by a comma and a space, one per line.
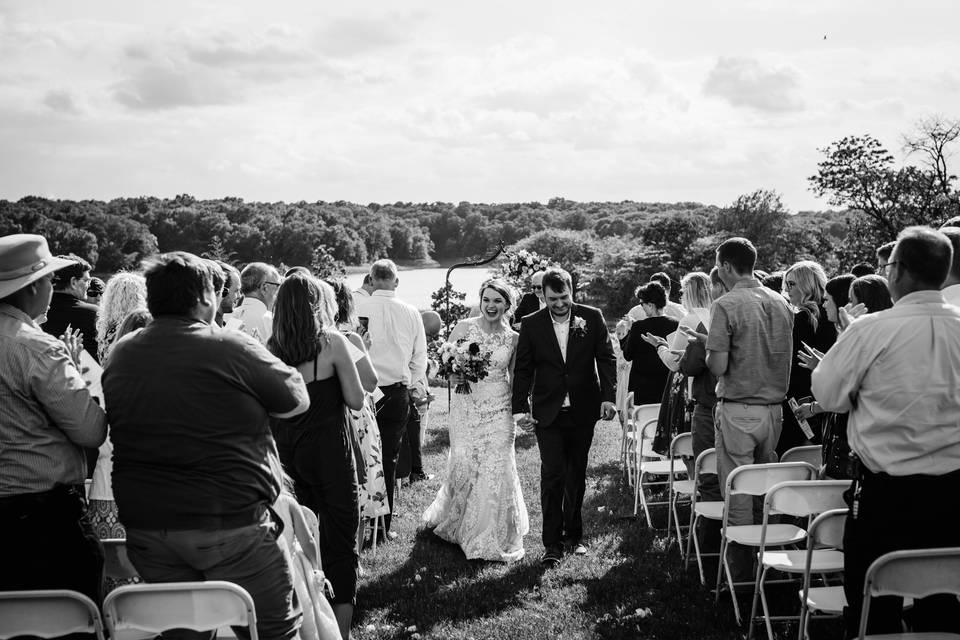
702, 56, 805, 112
314, 15, 412, 57
43, 89, 79, 114
113, 63, 240, 110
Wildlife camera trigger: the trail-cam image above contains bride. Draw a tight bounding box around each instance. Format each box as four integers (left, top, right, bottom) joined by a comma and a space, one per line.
423, 278, 529, 561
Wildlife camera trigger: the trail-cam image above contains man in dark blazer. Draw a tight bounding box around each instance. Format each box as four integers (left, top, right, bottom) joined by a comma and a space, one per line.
41, 254, 99, 362
512, 267, 617, 566
511, 270, 545, 330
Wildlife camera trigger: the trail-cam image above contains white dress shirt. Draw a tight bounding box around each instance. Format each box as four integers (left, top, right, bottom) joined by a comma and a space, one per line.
811, 290, 960, 476
942, 283, 960, 306
355, 290, 427, 387
225, 297, 273, 345
552, 314, 571, 407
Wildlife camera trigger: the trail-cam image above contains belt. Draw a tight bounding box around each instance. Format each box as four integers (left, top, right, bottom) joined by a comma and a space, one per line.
378, 382, 406, 390
716, 398, 781, 406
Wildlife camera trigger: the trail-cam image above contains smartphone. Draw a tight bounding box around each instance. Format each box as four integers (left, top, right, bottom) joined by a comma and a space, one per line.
357, 316, 369, 336
787, 397, 816, 439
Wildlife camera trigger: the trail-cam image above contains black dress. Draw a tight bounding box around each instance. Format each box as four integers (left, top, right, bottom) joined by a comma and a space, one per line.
621, 315, 680, 405
271, 360, 359, 606
778, 307, 837, 456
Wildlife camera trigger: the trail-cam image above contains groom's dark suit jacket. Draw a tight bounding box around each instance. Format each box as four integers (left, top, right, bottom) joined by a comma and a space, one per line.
511, 304, 616, 427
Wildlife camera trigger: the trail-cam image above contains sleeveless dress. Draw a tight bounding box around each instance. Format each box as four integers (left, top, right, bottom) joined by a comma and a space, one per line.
271, 363, 359, 606
422, 322, 529, 562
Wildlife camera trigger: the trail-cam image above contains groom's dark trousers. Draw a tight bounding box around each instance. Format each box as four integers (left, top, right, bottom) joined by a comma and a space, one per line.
537, 410, 595, 552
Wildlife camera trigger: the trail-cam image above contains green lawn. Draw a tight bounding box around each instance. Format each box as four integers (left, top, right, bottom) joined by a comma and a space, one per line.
351, 401, 818, 640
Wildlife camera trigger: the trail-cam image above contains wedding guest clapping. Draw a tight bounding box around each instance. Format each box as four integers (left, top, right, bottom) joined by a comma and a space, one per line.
621, 281, 678, 404
269, 274, 365, 640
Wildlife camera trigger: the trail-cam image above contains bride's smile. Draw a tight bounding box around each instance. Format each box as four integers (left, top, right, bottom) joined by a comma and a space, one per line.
480, 287, 509, 326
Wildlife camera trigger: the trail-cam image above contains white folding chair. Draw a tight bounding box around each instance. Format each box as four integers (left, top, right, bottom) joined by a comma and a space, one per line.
103, 581, 259, 640
715, 461, 818, 625
634, 417, 686, 525
858, 547, 960, 640
624, 401, 659, 487
747, 480, 850, 639
667, 432, 694, 551
798, 508, 848, 640
780, 445, 823, 472
685, 447, 723, 585
101, 538, 140, 582
0, 590, 105, 640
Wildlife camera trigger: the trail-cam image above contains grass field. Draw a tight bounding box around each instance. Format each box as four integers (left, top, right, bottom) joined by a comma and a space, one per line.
349, 401, 831, 640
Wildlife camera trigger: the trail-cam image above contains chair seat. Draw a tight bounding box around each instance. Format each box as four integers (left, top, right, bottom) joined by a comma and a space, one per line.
762, 549, 844, 573
801, 586, 846, 614
641, 459, 686, 475
694, 501, 724, 520
672, 480, 695, 495
723, 523, 805, 546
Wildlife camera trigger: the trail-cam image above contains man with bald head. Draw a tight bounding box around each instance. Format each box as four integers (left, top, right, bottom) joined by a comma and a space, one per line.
226, 262, 281, 344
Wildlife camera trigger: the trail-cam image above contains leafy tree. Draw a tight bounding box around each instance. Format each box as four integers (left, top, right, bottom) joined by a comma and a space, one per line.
715, 189, 789, 245
430, 282, 469, 336
310, 244, 346, 279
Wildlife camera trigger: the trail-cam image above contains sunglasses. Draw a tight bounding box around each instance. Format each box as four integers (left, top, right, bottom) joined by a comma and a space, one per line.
532, 285, 543, 290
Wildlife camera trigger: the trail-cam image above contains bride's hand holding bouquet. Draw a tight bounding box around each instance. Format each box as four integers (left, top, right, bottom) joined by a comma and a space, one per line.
436, 338, 493, 394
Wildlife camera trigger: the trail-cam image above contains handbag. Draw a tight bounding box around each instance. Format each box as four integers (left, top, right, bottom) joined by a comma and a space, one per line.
653, 371, 690, 455
821, 412, 853, 479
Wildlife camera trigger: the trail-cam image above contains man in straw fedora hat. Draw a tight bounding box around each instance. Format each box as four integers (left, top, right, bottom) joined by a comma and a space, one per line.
0, 233, 107, 602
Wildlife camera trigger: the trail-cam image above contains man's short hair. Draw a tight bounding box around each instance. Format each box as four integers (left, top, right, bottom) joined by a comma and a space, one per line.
649, 272, 672, 293
716, 237, 757, 274
87, 276, 105, 297
205, 260, 225, 296
938, 226, 960, 282
876, 241, 897, 262
239, 262, 274, 295
894, 226, 952, 288
541, 267, 572, 294
144, 252, 213, 317
216, 260, 240, 283
370, 259, 398, 282
761, 271, 783, 292
850, 262, 875, 278
362, 274, 372, 286
51, 254, 92, 289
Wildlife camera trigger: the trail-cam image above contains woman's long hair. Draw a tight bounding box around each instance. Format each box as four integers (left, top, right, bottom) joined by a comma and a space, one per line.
326, 278, 356, 328
784, 260, 828, 331
95, 272, 147, 359
268, 274, 337, 366
680, 272, 713, 311
850, 275, 893, 314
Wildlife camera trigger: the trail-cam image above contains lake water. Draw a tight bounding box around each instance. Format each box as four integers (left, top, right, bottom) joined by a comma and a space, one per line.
345, 267, 495, 311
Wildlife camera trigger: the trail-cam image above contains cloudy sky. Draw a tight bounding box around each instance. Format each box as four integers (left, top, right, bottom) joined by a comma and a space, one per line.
1, 0, 958, 211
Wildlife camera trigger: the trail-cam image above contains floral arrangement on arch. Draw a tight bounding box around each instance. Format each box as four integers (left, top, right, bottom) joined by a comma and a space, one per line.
495, 249, 549, 290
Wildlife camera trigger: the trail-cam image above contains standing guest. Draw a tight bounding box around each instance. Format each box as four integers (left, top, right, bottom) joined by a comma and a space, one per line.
849, 263, 875, 278
513, 270, 545, 329
621, 281, 678, 404
42, 253, 99, 361
95, 272, 147, 361
227, 261, 282, 344
103, 252, 308, 640
269, 275, 365, 640
761, 271, 784, 294
848, 275, 893, 315
779, 260, 836, 455
812, 227, 960, 637
215, 260, 241, 328
0, 234, 107, 603
823, 274, 856, 328
940, 226, 960, 305
875, 240, 896, 276
706, 237, 793, 581
87, 276, 105, 305
650, 272, 687, 321
354, 259, 428, 539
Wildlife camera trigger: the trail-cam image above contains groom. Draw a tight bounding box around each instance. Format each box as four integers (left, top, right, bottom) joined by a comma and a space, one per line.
512, 267, 617, 566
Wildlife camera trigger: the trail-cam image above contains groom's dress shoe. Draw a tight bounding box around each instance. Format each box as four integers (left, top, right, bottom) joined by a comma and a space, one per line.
541, 549, 562, 567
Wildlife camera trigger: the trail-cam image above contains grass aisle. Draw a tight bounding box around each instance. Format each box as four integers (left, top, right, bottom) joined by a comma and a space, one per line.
353, 402, 743, 640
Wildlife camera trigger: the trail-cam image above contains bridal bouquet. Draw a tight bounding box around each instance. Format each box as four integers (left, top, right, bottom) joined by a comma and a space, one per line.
436, 338, 493, 394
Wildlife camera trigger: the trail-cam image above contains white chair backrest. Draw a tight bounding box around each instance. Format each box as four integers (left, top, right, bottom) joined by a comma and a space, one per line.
103, 581, 258, 640
631, 403, 660, 430
780, 445, 823, 468
726, 461, 817, 497
764, 480, 850, 518
101, 538, 139, 581
695, 448, 718, 477
638, 419, 659, 457
670, 432, 693, 459
808, 508, 847, 550
0, 590, 105, 640
865, 547, 960, 600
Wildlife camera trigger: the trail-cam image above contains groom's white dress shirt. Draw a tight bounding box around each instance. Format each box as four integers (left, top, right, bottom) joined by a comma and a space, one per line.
551, 314, 572, 408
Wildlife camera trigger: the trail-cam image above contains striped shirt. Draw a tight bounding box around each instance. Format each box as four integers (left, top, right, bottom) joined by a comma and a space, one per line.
0, 303, 107, 497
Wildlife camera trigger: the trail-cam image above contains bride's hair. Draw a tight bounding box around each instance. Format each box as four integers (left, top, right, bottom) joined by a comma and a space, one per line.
478, 278, 515, 318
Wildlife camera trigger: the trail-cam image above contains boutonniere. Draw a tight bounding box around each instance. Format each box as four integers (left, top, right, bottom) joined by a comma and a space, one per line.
571, 315, 587, 338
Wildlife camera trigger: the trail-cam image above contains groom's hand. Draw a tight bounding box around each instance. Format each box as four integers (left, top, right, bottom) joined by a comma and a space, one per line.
600, 401, 617, 421
513, 412, 538, 432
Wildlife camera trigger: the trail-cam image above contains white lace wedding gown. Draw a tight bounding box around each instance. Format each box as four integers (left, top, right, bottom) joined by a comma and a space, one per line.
423, 322, 529, 561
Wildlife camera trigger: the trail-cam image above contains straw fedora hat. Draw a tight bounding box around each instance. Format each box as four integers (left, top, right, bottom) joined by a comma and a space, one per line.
0, 234, 77, 299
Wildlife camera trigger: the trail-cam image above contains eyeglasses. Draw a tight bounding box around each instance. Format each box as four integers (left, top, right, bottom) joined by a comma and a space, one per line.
532, 285, 543, 290
263, 281, 282, 288
785, 280, 798, 288
882, 260, 901, 275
